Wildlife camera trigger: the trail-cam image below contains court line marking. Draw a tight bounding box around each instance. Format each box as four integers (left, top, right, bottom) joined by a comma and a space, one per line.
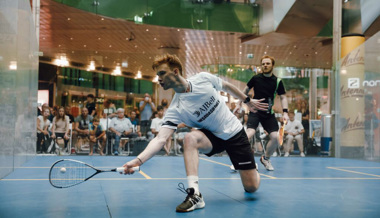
327, 167, 380, 177
199, 157, 277, 179
2, 177, 380, 181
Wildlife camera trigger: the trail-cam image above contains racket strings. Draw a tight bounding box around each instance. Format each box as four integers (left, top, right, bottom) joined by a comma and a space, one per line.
50, 161, 96, 188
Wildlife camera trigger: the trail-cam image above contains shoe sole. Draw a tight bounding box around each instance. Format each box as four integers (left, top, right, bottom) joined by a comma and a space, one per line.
176, 201, 205, 213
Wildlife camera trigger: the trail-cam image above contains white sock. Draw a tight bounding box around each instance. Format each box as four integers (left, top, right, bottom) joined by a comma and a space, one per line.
187, 175, 199, 195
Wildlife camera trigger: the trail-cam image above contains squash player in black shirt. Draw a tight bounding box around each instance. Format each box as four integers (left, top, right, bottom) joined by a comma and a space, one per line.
240, 55, 289, 171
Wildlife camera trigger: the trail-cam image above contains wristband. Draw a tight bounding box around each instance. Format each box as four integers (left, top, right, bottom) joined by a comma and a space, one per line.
243, 96, 251, 104
136, 157, 143, 165
283, 109, 288, 113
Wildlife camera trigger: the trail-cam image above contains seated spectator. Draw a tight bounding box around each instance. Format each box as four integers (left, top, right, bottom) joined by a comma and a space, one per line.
150, 106, 172, 155
89, 117, 106, 155
109, 108, 134, 155
51, 106, 70, 152
128, 111, 142, 137
284, 112, 305, 157
65, 106, 75, 124
36, 108, 51, 153
74, 107, 93, 153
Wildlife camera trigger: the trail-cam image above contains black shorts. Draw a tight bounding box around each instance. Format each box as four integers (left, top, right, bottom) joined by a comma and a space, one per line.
247, 112, 279, 134
201, 128, 256, 170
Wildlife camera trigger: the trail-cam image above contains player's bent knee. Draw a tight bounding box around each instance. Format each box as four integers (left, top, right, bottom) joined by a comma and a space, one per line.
244, 186, 259, 193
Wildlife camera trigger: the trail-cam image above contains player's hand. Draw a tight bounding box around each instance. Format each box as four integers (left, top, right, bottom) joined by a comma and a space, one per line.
283, 113, 289, 123
246, 98, 268, 113
121, 160, 139, 175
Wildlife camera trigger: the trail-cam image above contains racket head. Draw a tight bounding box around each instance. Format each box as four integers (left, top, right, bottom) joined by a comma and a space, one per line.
49, 159, 98, 188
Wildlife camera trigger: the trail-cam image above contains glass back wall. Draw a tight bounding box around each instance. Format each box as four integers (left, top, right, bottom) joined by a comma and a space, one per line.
0, 1, 39, 178
336, 32, 380, 161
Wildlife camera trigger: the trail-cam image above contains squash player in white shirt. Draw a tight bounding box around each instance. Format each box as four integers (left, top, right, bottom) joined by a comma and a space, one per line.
121, 54, 268, 213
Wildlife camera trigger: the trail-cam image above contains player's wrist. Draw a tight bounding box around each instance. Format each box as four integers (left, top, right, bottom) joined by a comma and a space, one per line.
243, 96, 250, 104
283, 108, 288, 113
136, 157, 143, 165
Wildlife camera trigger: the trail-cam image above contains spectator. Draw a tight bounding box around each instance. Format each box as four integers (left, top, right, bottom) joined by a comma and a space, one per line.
48, 106, 58, 122
299, 100, 310, 144
89, 117, 106, 155
128, 111, 142, 137
109, 108, 134, 155
146, 111, 158, 140
74, 107, 93, 153
65, 106, 75, 123
103, 99, 117, 118
139, 93, 156, 136
51, 106, 70, 152
36, 108, 51, 153
284, 112, 305, 157
150, 106, 172, 155
86, 94, 97, 117
161, 98, 169, 114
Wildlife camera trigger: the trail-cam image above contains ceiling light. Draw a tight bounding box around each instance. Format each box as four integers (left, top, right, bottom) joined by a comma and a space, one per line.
54, 56, 69, 67
9, 61, 17, 70
87, 61, 95, 71
136, 70, 142, 79
113, 65, 121, 76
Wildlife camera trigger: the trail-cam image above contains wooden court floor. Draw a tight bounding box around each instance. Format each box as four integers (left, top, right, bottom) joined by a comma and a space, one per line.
1, 155, 379, 218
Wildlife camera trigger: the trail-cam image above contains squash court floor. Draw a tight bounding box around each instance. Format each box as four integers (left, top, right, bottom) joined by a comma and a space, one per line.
0, 155, 379, 218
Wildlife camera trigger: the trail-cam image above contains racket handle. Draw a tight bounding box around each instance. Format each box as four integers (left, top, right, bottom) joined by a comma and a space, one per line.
116, 166, 140, 173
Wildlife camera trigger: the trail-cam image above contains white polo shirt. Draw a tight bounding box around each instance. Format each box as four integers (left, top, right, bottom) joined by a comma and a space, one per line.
162, 72, 242, 140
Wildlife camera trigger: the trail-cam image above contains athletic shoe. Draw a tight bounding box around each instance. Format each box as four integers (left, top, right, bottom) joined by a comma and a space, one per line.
230, 164, 237, 172
114, 150, 119, 156
300, 152, 305, 157
260, 156, 274, 171
272, 151, 278, 157
176, 184, 205, 212
284, 152, 290, 157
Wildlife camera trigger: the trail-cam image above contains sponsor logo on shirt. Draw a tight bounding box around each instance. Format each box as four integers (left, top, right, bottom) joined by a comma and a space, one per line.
192, 96, 220, 122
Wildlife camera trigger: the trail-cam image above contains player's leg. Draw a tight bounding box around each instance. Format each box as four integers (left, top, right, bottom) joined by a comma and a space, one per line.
239, 169, 260, 193
183, 130, 213, 179
260, 115, 279, 170
226, 128, 260, 192
176, 130, 211, 212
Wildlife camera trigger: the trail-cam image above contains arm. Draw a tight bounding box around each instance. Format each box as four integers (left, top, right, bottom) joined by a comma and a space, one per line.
122, 127, 175, 174
279, 94, 289, 122
37, 118, 44, 133
222, 81, 268, 112
51, 119, 56, 138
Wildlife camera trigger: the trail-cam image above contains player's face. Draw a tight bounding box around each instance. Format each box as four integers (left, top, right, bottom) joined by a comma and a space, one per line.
156, 64, 177, 90
261, 58, 273, 74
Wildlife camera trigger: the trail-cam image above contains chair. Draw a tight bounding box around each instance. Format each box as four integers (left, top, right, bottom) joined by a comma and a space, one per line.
111, 136, 130, 155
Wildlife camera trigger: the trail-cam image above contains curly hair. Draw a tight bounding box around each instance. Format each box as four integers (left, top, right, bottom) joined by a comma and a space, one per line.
152, 54, 183, 76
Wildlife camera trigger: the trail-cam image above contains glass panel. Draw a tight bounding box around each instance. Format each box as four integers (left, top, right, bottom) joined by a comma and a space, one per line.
0, 0, 39, 178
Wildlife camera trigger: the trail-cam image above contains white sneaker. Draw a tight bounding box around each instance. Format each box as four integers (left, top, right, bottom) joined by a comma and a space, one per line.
284, 152, 290, 157
260, 156, 274, 171
272, 151, 278, 157
300, 152, 305, 157
230, 165, 237, 172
